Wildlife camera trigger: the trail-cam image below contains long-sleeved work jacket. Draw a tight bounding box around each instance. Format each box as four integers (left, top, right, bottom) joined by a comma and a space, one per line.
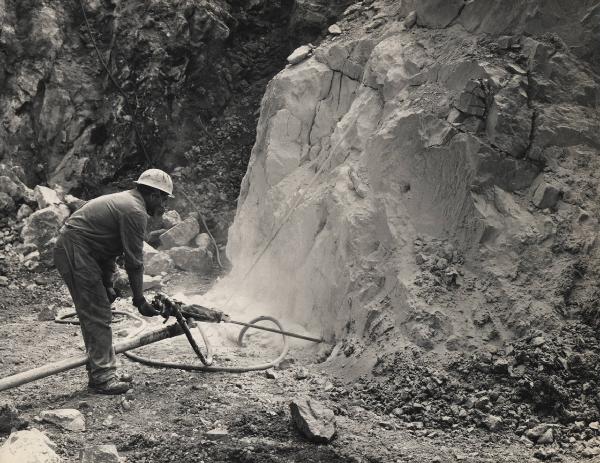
53, 189, 148, 384
65, 188, 148, 287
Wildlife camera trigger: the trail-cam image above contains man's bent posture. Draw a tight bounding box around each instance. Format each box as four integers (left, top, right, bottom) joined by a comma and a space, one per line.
54, 169, 172, 394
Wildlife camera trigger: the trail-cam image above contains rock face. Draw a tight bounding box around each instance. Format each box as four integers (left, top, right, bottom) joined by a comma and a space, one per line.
211, 0, 600, 351
290, 397, 336, 443
0, 428, 62, 463
0, 1, 295, 193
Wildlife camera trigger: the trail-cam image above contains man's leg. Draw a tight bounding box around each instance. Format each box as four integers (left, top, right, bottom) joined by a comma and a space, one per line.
54, 235, 129, 394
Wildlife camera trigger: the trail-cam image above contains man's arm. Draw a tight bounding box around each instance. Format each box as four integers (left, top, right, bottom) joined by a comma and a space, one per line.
99, 257, 118, 303
120, 210, 159, 316
120, 210, 146, 301
99, 257, 117, 289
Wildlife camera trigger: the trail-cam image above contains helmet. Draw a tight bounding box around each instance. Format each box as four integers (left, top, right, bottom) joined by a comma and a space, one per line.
134, 169, 174, 197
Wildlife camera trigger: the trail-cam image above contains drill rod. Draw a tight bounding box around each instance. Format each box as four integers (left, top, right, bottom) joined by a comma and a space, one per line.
226, 319, 325, 344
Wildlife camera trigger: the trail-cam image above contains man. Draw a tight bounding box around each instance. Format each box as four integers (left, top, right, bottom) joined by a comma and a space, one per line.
54, 169, 173, 394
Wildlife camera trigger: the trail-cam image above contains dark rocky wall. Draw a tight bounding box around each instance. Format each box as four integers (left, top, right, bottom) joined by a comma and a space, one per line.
0, 0, 349, 207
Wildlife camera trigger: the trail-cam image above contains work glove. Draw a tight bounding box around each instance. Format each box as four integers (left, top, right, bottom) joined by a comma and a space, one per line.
106, 287, 118, 304
133, 296, 161, 317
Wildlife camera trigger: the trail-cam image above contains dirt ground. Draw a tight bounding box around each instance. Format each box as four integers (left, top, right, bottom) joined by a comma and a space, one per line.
0, 264, 592, 463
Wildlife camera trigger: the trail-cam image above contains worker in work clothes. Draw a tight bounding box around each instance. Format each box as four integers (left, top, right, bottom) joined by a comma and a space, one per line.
53, 169, 172, 394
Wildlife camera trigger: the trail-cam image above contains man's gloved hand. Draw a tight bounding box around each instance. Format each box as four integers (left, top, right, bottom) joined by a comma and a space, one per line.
133, 296, 161, 317
106, 287, 118, 304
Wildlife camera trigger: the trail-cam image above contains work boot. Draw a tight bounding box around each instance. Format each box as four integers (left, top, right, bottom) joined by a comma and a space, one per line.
88, 378, 131, 395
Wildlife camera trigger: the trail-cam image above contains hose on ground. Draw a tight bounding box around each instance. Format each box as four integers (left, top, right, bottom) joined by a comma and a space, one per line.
123, 316, 289, 372
55, 312, 288, 373
54, 311, 145, 327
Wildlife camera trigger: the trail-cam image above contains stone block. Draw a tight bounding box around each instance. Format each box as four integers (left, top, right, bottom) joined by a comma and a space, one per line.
63, 194, 86, 212
159, 217, 200, 249
145, 252, 173, 276
0, 429, 61, 463
162, 210, 181, 229
142, 275, 162, 291
21, 205, 70, 258
533, 182, 561, 209
16, 204, 33, 220
80, 444, 121, 463
0, 401, 24, 434
417, 0, 464, 28
193, 233, 212, 251
41, 409, 85, 432
287, 45, 312, 65
290, 397, 336, 443
0, 192, 15, 213
34, 185, 63, 209
168, 246, 212, 273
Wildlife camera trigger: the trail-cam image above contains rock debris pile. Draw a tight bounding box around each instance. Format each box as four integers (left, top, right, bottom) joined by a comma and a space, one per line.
0, 163, 215, 295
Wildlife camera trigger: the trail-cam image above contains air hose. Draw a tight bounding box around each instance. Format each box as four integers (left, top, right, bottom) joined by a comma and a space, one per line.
55, 312, 289, 373
123, 315, 289, 372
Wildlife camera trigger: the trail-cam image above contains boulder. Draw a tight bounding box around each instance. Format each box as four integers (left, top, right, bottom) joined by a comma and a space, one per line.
416, 0, 464, 28
483, 414, 503, 431
404, 10, 417, 28
40, 409, 85, 432
290, 397, 336, 443
63, 194, 86, 212
537, 428, 554, 445
454, 80, 486, 116
33, 186, 63, 209
205, 428, 229, 440
113, 268, 129, 294
533, 183, 561, 209
159, 217, 200, 249
525, 423, 552, 442
0, 192, 15, 213
287, 45, 312, 65
145, 252, 173, 276
142, 275, 162, 291
193, 233, 212, 251
21, 205, 70, 260
485, 76, 533, 157
38, 305, 59, 322
162, 210, 182, 229
0, 173, 35, 203
143, 242, 159, 261
0, 428, 61, 463
328, 24, 342, 35
0, 401, 25, 434
16, 204, 34, 220
0, 176, 20, 199
147, 228, 167, 248
168, 246, 212, 273
80, 444, 121, 463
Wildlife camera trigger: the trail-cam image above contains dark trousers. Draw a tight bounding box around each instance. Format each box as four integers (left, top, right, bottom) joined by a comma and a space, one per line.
54, 229, 116, 384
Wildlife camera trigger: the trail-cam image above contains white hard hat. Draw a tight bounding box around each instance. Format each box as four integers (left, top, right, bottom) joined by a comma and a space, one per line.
134, 169, 174, 197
